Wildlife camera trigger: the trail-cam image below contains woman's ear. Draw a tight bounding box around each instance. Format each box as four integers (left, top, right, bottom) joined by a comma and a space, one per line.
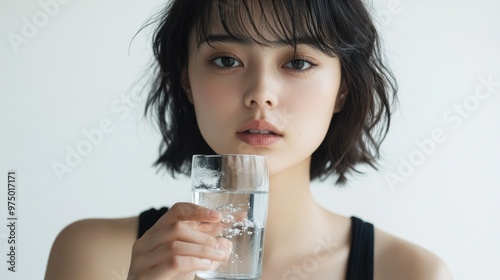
181, 69, 193, 103
334, 78, 349, 113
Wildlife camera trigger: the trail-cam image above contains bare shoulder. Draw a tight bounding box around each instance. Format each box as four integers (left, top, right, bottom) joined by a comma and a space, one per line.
45, 216, 138, 280
374, 227, 453, 280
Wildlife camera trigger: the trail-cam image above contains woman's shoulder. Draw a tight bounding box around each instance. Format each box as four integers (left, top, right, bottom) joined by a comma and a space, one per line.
45, 216, 138, 280
54, 216, 139, 244
373, 226, 453, 280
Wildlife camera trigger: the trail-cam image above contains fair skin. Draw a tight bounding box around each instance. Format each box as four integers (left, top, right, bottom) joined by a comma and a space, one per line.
45, 12, 453, 280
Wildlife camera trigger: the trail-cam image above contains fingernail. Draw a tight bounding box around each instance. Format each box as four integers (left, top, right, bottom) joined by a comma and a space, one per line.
215, 249, 226, 257
209, 210, 220, 219
201, 258, 211, 265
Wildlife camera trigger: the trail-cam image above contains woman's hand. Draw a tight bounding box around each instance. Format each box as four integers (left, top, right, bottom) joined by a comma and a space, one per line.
127, 203, 232, 280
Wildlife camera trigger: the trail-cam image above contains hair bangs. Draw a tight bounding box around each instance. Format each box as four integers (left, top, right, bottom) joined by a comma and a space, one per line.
192, 0, 339, 57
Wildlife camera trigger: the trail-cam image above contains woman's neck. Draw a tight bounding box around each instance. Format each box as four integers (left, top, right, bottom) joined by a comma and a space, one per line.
262, 157, 340, 262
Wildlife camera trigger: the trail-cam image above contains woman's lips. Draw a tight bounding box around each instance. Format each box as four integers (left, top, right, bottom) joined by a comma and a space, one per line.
237, 120, 283, 136
237, 132, 282, 146
236, 119, 284, 146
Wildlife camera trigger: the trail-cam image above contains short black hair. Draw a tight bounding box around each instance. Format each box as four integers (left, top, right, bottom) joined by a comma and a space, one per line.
144, 0, 397, 185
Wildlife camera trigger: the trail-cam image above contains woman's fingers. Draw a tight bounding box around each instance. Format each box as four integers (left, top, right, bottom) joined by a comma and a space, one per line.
138, 240, 229, 268
135, 202, 223, 252
169, 202, 221, 222
132, 241, 231, 279
216, 237, 233, 254
143, 202, 220, 234
138, 255, 212, 279
128, 203, 229, 279
138, 221, 219, 253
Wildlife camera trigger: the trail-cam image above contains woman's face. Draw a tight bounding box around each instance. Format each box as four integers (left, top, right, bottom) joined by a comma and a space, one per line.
183, 26, 346, 176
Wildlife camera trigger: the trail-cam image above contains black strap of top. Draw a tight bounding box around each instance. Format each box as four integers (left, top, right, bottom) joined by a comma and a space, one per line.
346, 216, 374, 280
137, 207, 169, 238
137, 209, 374, 280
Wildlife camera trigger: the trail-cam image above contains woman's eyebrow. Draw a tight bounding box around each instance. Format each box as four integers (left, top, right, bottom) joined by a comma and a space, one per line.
198, 34, 316, 48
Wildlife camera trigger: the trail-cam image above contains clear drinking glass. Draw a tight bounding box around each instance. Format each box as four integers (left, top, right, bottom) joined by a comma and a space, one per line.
191, 154, 269, 280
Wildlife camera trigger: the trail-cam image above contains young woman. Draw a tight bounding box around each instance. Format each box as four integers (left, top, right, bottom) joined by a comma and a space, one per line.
45, 1, 452, 279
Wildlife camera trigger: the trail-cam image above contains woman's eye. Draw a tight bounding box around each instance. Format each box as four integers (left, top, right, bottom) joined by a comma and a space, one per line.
284, 59, 314, 71
212, 57, 241, 68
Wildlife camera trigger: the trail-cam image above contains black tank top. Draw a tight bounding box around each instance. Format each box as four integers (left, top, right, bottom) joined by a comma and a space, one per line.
137, 208, 374, 280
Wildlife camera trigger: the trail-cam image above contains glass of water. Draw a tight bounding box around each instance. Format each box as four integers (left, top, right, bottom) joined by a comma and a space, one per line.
191, 154, 269, 280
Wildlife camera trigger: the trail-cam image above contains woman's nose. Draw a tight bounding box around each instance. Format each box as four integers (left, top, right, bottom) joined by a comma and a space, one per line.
243, 69, 279, 109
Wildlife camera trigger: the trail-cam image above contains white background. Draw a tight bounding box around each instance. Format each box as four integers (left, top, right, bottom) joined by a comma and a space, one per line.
1, 0, 499, 279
